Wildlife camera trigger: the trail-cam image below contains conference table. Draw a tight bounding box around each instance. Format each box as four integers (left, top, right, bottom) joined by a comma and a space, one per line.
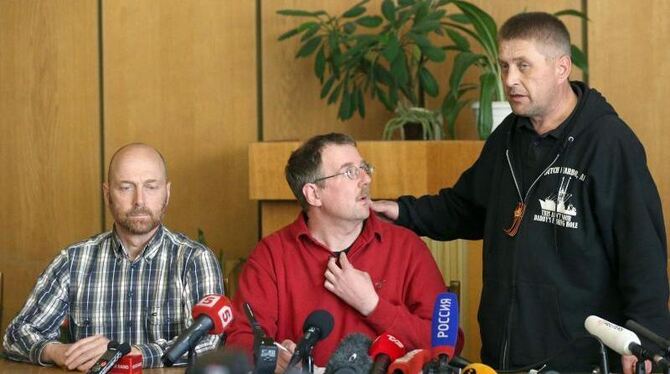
0, 358, 184, 373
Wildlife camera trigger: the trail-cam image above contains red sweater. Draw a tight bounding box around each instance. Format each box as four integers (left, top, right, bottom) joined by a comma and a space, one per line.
226, 211, 448, 366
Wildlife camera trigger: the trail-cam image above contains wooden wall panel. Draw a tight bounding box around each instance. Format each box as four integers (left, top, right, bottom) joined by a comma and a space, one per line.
102, 1, 258, 262
0, 1, 101, 332
588, 2, 670, 244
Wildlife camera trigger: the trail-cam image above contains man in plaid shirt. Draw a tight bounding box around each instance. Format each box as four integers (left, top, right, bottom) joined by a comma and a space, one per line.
2, 143, 224, 370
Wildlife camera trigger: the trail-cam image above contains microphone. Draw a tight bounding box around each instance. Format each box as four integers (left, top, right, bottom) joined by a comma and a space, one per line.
324, 333, 373, 374
162, 294, 234, 367
286, 309, 335, 371
88, 341, 131, 374
369, 333, 406, 374
585, 315, 670, 367
387, 349, 431, 374
425, 292, 459, 373
243, 302, 278, 374
462, 363, 497, 374
626, 319, 670, 353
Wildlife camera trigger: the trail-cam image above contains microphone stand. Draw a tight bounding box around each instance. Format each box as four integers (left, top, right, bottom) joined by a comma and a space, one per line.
188, 345, 198, 367
597, 340, 610, 374
635, 359, 646, 374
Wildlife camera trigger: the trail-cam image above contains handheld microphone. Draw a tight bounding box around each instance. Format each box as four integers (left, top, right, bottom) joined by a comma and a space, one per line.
626, 319, 670, 353
369, 333, 406, 374
162, 294, 234, 367
585, 315, 670, 367
462, 363, 497, 374
286, 309, 335, 371
387, 349, 431, 374
425, 292, 459, 373
324, 333, 373, 374
88, 341, 131, 374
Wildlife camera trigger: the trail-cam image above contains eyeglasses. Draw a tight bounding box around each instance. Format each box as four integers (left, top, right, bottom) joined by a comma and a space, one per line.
312, 162, 374, 183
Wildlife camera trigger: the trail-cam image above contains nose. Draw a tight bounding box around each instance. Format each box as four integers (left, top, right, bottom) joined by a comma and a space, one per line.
134, 188, 145, 207
503, 66, 518, 89
360, 167, 372, 185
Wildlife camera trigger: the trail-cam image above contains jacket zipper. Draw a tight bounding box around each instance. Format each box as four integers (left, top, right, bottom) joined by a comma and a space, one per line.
499, 149, 562, 369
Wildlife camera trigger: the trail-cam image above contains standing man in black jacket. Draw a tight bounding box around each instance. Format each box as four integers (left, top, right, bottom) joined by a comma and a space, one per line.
372, 12, 670, 374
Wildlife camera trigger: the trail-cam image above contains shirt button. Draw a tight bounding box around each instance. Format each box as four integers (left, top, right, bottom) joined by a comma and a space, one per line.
128, 291, 134, 297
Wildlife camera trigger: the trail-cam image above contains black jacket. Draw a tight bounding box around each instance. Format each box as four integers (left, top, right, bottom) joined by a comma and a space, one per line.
397, 82, 670, 371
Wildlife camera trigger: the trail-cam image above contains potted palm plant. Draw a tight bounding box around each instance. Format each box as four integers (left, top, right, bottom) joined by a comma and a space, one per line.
277, 0, 453, 140
441, 1, 588, 139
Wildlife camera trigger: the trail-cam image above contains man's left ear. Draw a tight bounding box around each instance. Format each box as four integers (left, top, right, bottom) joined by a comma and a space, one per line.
165, 181, 171, 206
557, 54, 572, 81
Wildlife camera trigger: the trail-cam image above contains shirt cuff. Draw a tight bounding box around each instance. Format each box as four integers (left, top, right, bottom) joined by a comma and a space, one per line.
33, 340, 61, 367
136, 342, 167, 368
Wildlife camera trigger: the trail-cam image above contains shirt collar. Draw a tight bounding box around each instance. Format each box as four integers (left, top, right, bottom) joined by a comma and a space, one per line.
289, 210, 384, 248
111, 224, 166, 263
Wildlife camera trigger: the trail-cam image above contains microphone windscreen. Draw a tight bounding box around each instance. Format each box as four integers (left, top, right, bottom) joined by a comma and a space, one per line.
191, 294, 234, 334
324, 333, 372, 374
369, 333, 405, 361
463, 363, 497, 374
387, 349, 430, 374
304, 309, 334, 339
431, 292, 459, 359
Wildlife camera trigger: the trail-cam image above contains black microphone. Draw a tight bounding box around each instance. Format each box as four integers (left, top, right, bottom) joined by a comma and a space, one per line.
626, 320, 670, 353
162, 294, 234, 367
324, 333, 373, 374
286, 310, 334, 371
243, 302, 278, 374
87, 341, 131, 374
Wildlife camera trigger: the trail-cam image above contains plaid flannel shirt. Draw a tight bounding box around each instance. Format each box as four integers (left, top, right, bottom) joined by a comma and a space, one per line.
2, 225, 224, 368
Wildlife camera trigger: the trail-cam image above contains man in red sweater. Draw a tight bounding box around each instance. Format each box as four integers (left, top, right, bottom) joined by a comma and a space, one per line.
225, 133, 449, 372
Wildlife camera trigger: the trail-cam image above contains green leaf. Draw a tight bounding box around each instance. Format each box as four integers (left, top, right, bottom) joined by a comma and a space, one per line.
278, 28, 300, 41
328, 82, 343, 104
314, 45, 326, 81
320, 75, 336, 99
448, 13, 471, 24
339, 89, 352, 120
422, 45, 446, 62
408, 32, 431, 48
296, 36, 322, 58
448, 51, 482, 92
382, 34, 401, 63
413, 1, 429, 23
300, 23, 320, 41
356, 88, 366, 117
342, 6, 366, 18
419, 67, 439, 97
343, 22, 357, 34
452, 1, 498, 60
570, 45, 588, 73
390, 53, 409, 86
411, 20, 441, 34
381, 0, 396, 22
554, 9, 589, 21
398, 0, 414, 7
477, 72, 497, 139
277, 9, 326, 17
375, 87, 393, 111
446, 29, 470, 50
356, 15, 383, 28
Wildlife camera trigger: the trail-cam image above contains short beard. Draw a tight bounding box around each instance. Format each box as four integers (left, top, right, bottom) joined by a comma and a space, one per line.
110, 199, 167, 235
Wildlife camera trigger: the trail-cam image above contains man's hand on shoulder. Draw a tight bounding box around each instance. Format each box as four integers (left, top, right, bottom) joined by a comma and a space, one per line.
371, 200, 400, 222
324, 253, 379, 316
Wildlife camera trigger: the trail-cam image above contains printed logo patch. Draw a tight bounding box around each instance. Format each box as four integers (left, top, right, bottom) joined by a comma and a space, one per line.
532, 167, 586, 229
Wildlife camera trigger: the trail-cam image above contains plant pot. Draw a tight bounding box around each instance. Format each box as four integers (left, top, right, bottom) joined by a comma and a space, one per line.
471, 101, 513, 134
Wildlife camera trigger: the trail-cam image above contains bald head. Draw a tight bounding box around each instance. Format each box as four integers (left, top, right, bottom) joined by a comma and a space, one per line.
107, 143, 168, 184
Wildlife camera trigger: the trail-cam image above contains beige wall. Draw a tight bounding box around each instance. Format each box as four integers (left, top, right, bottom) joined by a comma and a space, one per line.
1, 0, 669, 363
